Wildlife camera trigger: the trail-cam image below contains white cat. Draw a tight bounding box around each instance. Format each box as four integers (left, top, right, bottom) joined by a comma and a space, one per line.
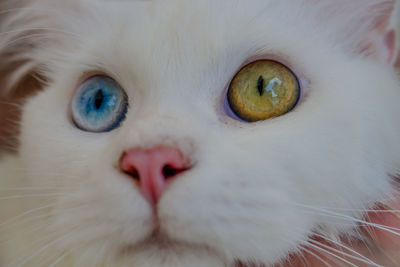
0, 0, 399, 266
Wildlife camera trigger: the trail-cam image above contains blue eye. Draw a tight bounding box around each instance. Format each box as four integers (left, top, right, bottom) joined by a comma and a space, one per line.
72, 76, 128, 132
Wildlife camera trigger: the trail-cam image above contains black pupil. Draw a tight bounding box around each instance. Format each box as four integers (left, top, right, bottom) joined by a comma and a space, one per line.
94, 90, 104, 110
257, 76, 264, 96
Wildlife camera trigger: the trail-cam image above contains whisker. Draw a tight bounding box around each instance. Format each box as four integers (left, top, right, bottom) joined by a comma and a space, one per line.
364, 209, 400, 213
37, 249, 71, 267
0, 215, 52, 247
309, 239, 382, 267
12, 235, 67, 267
296, 204, 400, 236
360, 222, 400, 232
47, 250, 71, 267
0, 204, 54, 229
312, 232, 381, 267
0, 187, 67, 191
306, 241, 358, 267
298, 245, 332, 267
0, 193, 65, 200
374, 244, 399, 267
296, 248, 311, 267
296, 203, 400, 214
3, 230, 58, 267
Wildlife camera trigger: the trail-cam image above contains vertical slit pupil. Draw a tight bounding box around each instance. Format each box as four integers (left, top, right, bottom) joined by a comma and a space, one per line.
257, 76, 264, 96
94, 90, 104, 110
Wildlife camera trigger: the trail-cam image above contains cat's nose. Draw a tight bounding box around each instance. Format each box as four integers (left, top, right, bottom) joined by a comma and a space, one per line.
119, 147, 189, 204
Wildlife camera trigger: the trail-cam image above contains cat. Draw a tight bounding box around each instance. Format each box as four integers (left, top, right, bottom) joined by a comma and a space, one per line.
0, 0, 399, 266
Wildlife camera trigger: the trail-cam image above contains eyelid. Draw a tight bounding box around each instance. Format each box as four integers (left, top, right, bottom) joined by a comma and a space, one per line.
76, 71, 111, 87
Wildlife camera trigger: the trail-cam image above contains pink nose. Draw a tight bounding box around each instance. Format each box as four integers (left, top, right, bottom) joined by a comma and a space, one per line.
119, 147, 188, 204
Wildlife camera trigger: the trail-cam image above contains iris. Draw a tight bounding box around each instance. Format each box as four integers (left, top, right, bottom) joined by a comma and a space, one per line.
72, 76, 128, 132
227, 60, 300, 122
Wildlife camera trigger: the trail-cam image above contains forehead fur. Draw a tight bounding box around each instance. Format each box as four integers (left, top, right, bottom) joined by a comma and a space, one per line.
0, 0, 395, 96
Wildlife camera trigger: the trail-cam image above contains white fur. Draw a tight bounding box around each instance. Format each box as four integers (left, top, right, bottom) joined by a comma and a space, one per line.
0, 0, 400, 266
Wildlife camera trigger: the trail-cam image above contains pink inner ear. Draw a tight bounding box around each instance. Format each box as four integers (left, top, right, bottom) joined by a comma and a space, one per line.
384, 29, 397, 65
355, 0, 397, 65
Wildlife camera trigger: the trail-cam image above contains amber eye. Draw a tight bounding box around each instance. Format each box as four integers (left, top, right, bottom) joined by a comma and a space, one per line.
227, 60, 300, 122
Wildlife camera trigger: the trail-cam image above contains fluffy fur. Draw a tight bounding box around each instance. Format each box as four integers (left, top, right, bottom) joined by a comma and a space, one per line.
0, 0, 399, 266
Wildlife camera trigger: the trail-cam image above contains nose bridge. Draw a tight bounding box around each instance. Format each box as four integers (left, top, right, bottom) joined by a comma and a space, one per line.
122, 104, 198, 147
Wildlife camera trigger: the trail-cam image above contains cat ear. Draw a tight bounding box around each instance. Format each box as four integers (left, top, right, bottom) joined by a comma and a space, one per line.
316, 0, 397, 65
0, 1, 49, 97
0, 1, 47, 153
0, 0, 80, 152
350, 0, 397, 65
0, 0, 83, 96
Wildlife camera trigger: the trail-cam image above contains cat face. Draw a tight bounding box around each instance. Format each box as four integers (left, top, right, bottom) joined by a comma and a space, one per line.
1, 0, 400, 266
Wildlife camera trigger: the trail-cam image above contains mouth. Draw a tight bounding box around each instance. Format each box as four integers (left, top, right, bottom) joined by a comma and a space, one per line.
118, 226, 223, 263
117, 224, 261, 267
120, 227, 195, 254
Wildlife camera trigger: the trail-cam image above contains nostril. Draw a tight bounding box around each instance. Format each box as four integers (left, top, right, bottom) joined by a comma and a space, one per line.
162, 164, 187, 179
123, 166, 140, 181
